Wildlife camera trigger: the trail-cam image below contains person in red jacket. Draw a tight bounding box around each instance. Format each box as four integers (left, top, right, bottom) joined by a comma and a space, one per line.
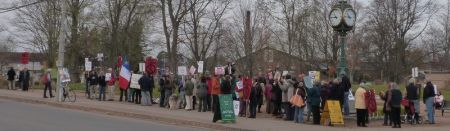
238, 76, 252, 117
206, 75, 212, 111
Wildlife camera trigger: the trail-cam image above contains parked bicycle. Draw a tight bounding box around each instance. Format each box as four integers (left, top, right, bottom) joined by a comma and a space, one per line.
61, 82, 76, 102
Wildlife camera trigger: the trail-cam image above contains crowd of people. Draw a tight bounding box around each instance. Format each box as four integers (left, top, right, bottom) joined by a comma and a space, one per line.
4, 65, 446, 128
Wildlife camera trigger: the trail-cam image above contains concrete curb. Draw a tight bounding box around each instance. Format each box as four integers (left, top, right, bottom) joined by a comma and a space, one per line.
0, 95, 252, 131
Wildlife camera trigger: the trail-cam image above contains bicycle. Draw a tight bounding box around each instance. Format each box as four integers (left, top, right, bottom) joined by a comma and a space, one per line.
61, 82, 77, 102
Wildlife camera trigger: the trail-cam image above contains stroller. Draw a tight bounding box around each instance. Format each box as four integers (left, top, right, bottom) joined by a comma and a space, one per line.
401, 99, 423, 124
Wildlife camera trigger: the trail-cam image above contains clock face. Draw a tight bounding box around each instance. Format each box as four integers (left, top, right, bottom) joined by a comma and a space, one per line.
329, 9, 342, 27
344, 9, 356, 27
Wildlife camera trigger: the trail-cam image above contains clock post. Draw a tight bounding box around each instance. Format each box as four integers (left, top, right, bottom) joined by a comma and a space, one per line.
329, 0, 356, 77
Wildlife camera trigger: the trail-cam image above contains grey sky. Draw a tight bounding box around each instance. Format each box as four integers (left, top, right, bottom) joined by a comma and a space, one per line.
0, 0, 448, 52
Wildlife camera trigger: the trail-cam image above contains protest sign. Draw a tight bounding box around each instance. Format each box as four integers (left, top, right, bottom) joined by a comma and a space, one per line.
219, 94, 236, 123
178, 66, 187, 76
197, 61, 204, 73
215, 67, 225, 75
130, 74, 142, 89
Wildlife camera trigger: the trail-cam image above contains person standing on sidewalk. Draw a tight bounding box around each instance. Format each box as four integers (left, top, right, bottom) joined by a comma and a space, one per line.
256, 77, 265, 113
185, 77, 194, 110
355, 83, 368, 127
211, 75, 221, 123
98, 71, 107, 101
159, 75, 166, 107
381, 83, 393, 126
387, 83, 402, 128
280, 75, 295, 121
293, 82, 306, 123
265, 79, 273, 114
406, 78, 420, 124
139, 73, 152, 106
88, 71, 99, 99
164, 76, 175, 108
19, 68, 31, 91
206, 75, 213, 111
197, 77, 208, 112
106, 68, 116, 101
340, 73, 352, 116
42, 69, 54, 98
309, 81, 322, 125
7, 67, 16, 90
423, 80, 436, 124
249, 78, 258, 118
210, 75, 220, 112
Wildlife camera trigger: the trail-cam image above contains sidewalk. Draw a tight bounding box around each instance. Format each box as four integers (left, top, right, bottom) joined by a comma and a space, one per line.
0, 89, 448, 131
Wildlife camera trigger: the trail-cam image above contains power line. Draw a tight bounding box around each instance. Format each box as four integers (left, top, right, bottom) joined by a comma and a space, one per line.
0, 0, 44, 14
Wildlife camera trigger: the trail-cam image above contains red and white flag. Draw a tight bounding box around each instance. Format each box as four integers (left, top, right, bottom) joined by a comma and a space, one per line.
119, 56, 131, 89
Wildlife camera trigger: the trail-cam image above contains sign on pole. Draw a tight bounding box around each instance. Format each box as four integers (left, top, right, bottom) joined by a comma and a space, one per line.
85, 61, 92, 71
130, 74, 142, 89
219, 94, 236, 123
197, 61, 204, 73
139, 63, 145, 73
59, 68, 71, 83
321, 100, 344, 125
178, 66, 188, 76
304, 76, 313, 89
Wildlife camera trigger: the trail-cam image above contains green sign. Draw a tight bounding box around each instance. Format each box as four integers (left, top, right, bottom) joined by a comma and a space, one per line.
219, 94, 236, 123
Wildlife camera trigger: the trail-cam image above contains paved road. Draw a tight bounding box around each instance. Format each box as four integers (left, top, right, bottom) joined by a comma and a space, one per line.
0, 99, 204, 131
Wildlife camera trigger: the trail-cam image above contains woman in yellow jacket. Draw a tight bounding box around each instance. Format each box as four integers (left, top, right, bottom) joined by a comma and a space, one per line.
355, 83, 368, 127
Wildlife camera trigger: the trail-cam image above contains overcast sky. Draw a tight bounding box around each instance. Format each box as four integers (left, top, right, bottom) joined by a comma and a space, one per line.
0, 0, 448, 52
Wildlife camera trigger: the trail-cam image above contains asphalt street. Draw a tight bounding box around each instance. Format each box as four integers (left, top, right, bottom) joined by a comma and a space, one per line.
0, 99, 204, 131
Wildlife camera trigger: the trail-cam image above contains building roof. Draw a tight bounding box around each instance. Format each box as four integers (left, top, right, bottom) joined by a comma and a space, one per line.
0, 52, 45, 64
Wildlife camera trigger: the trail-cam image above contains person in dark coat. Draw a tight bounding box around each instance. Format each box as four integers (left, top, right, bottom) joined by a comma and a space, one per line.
249, 79, 259, 118
340, 74, 352, 116
405, 78, 420, 123
256, 78, 265, 113
309, 81, 322, 125
159, 76, 166, 107
98, 72, 107, 101
19, 68, 31, 91
88, 71, 99, 99
197, 77, 208, 112
388, 83, 402, 128
272, 80, 282, 117
139, 73, 153, 106
328, 79, 344, 107
380, 83, 393, 126
7, 67, 16, 90
423, 81, 436, 124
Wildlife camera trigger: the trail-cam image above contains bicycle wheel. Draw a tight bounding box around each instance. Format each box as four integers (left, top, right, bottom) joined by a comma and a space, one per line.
62, 90, 68, 102
68, 90, 76, 102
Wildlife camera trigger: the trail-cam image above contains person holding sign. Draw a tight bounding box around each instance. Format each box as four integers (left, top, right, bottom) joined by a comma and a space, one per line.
211, 75, 221, 123
309, 80, 322, 125
355, 83, 368, 127
98, 71, 107, 101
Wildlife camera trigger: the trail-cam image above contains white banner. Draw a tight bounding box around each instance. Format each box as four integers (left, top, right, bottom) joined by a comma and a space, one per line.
215, 67, 225, 75
197, 61, 204, 73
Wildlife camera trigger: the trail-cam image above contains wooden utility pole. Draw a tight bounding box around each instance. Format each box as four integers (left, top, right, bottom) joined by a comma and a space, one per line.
244, 11, 253, 77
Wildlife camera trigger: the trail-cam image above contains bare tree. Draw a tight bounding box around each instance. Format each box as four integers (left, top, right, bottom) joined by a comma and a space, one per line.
181, 0, 231, 71
160, 0, 195, 74
13, 0, 63, 67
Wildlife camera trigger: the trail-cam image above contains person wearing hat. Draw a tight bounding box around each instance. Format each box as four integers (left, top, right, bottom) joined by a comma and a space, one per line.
42, 69, 54, 98
355, 82, 368, 127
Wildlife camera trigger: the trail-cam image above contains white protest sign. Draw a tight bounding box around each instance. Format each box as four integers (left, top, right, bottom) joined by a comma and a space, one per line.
233, 100, 240, 116
59, 68, 71, 83
197, 61, 204, 73
85, 61, 92, 71
178, 66, 188, 76
139, 63, 145, 73
215, 67, 225, 75
105, 73, 112, 81
282, 71, 288, 76
237, 81, 243, 90
412, 67, 419, 77
130, 74, 142, 89
190, 66, 196, 75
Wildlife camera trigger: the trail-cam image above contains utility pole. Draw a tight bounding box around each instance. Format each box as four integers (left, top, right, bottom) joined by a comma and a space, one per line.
56, 15, 68, 102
